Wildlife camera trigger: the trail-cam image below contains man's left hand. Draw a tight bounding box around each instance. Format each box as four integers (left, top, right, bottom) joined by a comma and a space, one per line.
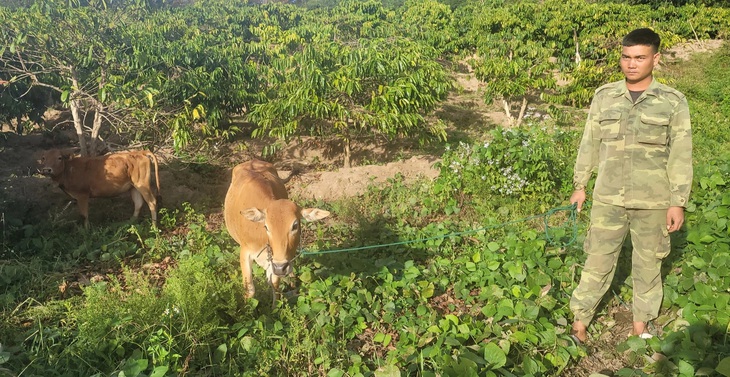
666, 206, 685, 233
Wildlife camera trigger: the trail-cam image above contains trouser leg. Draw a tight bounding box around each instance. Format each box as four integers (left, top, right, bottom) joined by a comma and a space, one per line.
570, 201, 629, 326
628, 208, 670, 323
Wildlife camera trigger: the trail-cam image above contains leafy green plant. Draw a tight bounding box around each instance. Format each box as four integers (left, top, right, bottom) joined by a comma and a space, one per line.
434, 126, 577, 209
248, 34, 451, 167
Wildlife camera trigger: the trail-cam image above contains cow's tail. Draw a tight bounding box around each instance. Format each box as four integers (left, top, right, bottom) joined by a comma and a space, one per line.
147, 151, 161, 199
281, 166, 300, 184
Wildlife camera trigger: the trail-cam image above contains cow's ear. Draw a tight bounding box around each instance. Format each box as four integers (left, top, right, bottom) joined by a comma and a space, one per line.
301, 208, 330, 222
241, 208, 266, 223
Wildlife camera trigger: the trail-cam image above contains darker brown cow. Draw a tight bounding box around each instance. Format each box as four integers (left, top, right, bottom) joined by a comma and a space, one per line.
224, 159, 329, 304
38, 148, 161, 228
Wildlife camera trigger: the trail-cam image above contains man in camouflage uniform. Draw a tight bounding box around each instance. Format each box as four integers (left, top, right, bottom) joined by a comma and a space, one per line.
569, 28, 693, 343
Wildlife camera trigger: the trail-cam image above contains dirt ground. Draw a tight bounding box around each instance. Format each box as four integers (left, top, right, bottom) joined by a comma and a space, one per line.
0, 39, 722, 376
0, 119, 445, 228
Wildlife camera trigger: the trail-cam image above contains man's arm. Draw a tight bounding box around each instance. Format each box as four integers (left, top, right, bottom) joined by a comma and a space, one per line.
667, 95, 693, 209
570, 95, 602, 210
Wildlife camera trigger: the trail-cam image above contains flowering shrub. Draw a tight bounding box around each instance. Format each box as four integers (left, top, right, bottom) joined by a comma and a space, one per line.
434, 126, 577, 203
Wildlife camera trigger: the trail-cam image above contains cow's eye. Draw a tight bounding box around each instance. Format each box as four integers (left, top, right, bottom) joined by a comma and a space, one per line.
291, 220, 299, 232
264, 224, 269, 232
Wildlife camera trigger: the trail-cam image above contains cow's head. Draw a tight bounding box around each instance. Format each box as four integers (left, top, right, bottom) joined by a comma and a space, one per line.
241, 199, 330, 276
38, 149, 74, 177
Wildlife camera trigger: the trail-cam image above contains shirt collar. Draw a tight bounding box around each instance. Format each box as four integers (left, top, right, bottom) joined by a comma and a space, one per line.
608, 77, 660, 99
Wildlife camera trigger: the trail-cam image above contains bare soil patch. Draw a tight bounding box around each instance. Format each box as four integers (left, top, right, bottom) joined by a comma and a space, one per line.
0, 123, 443, 229
663, 39, 724, 62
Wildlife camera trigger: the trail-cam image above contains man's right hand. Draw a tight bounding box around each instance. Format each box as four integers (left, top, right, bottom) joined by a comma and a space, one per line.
570, 189, 587, 212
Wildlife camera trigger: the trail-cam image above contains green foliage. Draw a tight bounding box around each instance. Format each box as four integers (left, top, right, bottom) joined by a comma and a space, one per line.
461, 0, 727, 110
399, 0, 460, 54
672, 43, 730, 165
327, 0, 396, 39
434, 126, 578, 208
72, 253, 243, 376
3, 0, 726, 158
248, 32, 451, 165
466, 2, 557, 123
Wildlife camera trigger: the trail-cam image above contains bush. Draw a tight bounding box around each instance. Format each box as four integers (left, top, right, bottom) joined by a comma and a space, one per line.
434, 126, 578, 208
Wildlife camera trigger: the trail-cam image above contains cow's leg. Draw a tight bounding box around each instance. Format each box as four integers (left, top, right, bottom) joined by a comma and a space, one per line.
131, 183, 158, 224
136, 188, 158, 224
130, 188, 144, 220
76, 195, 90, 229
240, 248, 255, 298
268, 273, 281, 309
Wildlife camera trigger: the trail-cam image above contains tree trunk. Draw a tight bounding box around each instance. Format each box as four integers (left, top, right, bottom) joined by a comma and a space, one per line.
502, 99, 515, 126
90, 100, 104, 156
70, 69, 88, 156
344, 138, 352, 168
515, 97, 528, 127
574, 29, 582, 66
70, 97, 88, 157
15, 116, 23, 135
90, 68, 106, 156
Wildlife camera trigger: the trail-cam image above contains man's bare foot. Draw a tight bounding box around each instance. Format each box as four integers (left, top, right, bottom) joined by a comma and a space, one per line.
630, 321, 652, 338
571, 320, 587, 343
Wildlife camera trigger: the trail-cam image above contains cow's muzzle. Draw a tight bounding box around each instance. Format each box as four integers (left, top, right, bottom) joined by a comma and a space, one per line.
271, 261, 291, 276
39, 168, 53, 176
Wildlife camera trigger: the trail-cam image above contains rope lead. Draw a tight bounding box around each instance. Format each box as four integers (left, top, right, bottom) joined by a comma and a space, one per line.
300, 203, 579, 257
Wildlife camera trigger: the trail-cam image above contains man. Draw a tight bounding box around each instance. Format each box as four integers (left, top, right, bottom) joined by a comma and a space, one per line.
569, 28, 693, 343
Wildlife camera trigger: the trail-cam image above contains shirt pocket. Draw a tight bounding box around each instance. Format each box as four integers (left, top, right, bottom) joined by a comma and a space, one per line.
598, 111, 621, 139
638, 112, 670, 145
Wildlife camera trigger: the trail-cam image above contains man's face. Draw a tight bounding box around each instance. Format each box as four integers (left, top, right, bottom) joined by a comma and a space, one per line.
620, 44, 660, 85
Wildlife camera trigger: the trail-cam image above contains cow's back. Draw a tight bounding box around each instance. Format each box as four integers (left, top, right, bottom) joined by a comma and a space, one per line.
66, 152, 155, 197
61, 155, 129, 196
224, 160, 288, 246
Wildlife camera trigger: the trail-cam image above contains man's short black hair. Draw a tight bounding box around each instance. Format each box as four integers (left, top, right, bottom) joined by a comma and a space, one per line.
622, 28, 661, 53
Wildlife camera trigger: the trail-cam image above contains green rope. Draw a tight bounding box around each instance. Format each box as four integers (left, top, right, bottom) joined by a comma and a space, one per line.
300, 203, 579, 256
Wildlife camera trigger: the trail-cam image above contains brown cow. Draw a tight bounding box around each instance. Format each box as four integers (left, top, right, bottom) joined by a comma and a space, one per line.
224, 159, 329, 304
38, 148, 161, 228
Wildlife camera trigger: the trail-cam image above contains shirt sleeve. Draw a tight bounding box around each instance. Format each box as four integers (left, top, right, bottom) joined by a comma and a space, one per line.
573, 96, 602, 190
667, 95, 693, 207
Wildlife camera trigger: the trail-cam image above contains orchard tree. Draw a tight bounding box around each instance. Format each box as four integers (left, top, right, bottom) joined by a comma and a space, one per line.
468, 3, 556, 126
247, 22, 451, 167
538, 0, 648, 107
125, 0, 269, 151
0, 1, 153, 156
1, 0, 270, 154
326, 0, 397, 39
0, 78, 55, 134
399, 0, 459, 55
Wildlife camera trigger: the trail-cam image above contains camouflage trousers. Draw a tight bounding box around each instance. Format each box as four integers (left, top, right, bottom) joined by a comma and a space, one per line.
570, 201, 671, 326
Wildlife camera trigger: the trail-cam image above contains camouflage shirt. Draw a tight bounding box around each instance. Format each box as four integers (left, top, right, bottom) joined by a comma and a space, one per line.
573, 78, 693, 209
